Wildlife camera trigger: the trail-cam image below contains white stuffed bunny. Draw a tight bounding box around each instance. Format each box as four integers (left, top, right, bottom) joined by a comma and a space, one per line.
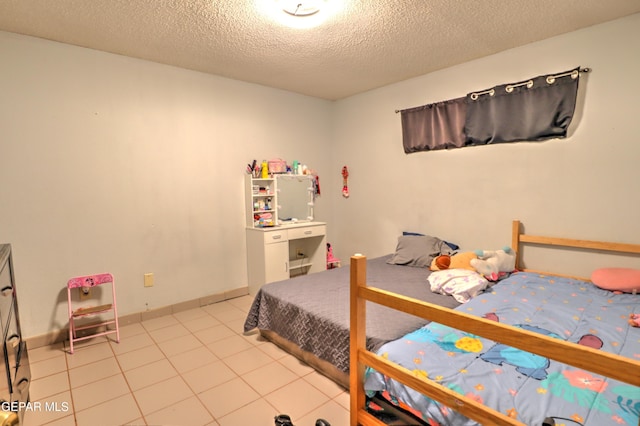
470, 246, 516, 281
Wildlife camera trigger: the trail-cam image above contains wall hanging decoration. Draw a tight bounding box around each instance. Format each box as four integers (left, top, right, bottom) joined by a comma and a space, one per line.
341, 166, 349, 198
397, 66, 589, 153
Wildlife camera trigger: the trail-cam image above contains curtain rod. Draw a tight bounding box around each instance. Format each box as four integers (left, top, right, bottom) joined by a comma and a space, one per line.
394, 67, 591, 113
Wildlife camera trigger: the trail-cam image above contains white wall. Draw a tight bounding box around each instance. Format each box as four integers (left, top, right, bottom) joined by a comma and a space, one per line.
328, 14, 640, 276
0, 31, 333, 338
2, 14, 639, 338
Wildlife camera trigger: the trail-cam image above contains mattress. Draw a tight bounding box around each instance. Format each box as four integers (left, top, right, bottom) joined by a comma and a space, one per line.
364, 272, 640, 425
244, 255, 460, 373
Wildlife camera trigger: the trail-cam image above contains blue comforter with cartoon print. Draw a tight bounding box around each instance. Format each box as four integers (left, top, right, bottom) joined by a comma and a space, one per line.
364, 272, 640, 426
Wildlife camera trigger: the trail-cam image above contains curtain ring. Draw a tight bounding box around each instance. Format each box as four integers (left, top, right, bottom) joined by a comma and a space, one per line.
470, 88, 495, 101
506, 80, 533, 93
547, 69, 581, 84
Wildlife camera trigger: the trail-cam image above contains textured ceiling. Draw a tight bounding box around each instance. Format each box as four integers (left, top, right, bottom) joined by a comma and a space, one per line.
1, 0, 639, 100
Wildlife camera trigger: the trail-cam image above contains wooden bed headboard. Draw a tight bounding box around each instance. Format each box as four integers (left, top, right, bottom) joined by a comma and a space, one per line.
350, 220, 640, 426
512, 219, 640, 281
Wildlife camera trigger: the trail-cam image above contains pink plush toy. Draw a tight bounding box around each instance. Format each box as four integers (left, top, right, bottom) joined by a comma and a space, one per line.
629, 314, 640, 327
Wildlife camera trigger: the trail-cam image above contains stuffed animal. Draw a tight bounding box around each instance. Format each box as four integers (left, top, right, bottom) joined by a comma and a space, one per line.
629, 314, 640, 327
470, 246, 516, 281
430, 251, 477, 271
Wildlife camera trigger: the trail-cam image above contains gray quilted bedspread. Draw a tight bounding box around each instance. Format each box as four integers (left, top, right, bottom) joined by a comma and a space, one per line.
243, 255, 460, 373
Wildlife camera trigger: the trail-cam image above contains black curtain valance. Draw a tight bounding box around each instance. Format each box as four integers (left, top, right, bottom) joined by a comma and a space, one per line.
401, 97, 466, 153
400, 67, 583, 153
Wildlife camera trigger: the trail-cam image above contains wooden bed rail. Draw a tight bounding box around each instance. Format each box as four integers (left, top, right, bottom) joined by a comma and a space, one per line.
350, 221, 640, 426
349, 254, 524, 425
512, 219, 640, 280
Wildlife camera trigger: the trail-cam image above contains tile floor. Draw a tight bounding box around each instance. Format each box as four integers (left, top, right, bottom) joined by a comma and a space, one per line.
25, 295, 350, 426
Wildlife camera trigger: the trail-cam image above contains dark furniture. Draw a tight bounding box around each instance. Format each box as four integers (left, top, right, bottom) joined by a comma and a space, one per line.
0, 244, 30, 425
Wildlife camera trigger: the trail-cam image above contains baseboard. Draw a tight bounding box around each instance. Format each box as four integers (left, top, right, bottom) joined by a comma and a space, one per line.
26, 286, 250, 350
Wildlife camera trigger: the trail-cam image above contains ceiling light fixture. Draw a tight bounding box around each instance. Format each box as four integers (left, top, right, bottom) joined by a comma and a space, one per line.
257, 0, 339, 29
282, 1, 321, 17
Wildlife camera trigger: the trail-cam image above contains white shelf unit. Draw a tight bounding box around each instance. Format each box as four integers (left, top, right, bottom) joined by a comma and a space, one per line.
245, 175, 277, 228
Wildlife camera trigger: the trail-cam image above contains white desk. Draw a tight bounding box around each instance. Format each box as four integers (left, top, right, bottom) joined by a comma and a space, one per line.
246, 222, 326, 293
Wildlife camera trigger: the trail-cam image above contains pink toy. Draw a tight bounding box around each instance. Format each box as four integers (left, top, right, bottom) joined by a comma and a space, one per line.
326, 243, 341, 269
629, 314, 640, 327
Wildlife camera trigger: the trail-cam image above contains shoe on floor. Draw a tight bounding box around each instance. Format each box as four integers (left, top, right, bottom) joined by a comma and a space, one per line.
275, 414, 294, 426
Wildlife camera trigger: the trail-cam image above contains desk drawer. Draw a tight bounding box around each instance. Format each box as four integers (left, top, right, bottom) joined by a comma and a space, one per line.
288, 225, 326, 240
263, 230, 288, 245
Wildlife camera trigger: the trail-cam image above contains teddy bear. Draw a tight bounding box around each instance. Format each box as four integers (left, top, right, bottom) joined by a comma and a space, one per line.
469, 246, 516, 281
430, 251, 477, 271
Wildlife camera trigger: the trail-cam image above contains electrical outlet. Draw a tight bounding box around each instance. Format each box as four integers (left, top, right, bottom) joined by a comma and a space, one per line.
296, 248, 304, 258
144, 273, 154, 287
79, 287, 91, 300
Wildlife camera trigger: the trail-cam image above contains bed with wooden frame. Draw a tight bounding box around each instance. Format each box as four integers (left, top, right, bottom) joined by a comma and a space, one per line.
350, 220, 640, 426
